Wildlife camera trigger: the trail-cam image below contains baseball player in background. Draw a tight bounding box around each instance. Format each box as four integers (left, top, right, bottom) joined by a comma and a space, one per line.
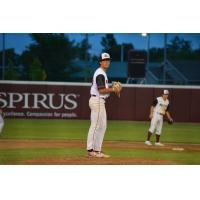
145, 90, 173, 146
0, 109, 4, 134
0, 95, 4, 134
87, 53, 122, 158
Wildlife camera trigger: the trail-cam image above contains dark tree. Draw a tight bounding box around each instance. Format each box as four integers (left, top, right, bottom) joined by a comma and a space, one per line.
75, 37, 91, 61
167, 36, 192, 60
101, 34, 134, 61
0, 48, 20, 66
21, 33, 79, 81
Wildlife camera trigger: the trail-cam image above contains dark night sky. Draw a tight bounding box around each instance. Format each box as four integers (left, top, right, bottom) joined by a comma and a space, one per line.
1, 33, 200, 56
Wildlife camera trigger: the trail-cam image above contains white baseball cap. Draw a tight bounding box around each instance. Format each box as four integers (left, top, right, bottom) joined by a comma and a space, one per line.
99, 53, 111, 61
163, 89, 169, 95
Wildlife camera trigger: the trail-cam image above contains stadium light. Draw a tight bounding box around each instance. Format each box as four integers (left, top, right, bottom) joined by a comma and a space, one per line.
141, 33, 147, 37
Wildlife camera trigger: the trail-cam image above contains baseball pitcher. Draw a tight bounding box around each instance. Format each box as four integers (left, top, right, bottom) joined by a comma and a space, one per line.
145, 89, 173, 146
87, 53, 122, 158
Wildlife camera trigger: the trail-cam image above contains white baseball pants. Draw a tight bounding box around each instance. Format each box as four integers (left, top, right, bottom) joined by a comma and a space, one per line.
87, 96, 107, 152
0, 114, 4, 133
149, 113, 163, 135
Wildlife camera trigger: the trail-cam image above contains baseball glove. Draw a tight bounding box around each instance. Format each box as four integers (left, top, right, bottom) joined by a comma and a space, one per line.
112, 81, 122, 98
168, 118, 173, 125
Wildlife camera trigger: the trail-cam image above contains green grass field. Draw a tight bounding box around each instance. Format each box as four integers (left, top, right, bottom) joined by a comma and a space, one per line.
0, 119, 200, 164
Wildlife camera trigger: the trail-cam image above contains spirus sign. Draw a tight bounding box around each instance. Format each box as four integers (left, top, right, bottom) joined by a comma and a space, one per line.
0, 82, 90, 119
0, 93, 78, 110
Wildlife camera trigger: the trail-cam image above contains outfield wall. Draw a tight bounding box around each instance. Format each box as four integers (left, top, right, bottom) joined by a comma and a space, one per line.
0, 81, 200, 122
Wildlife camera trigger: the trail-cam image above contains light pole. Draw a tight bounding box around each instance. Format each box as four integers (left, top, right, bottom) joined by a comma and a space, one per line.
141, 33, 150, 68
80, 33, 89, 62
82, 33, 94, 62
147, 34, 150, 68
120, 43, 124, 62
2, 33, 5, 80
163, 33, 167, 84
81, 33, 94, 82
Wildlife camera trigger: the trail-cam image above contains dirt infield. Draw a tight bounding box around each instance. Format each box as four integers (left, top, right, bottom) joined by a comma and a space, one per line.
0, 139, 200, 164
19, 156, 176, 165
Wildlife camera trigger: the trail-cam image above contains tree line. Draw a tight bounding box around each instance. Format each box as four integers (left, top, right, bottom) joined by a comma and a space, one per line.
0, 34, 199, 81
